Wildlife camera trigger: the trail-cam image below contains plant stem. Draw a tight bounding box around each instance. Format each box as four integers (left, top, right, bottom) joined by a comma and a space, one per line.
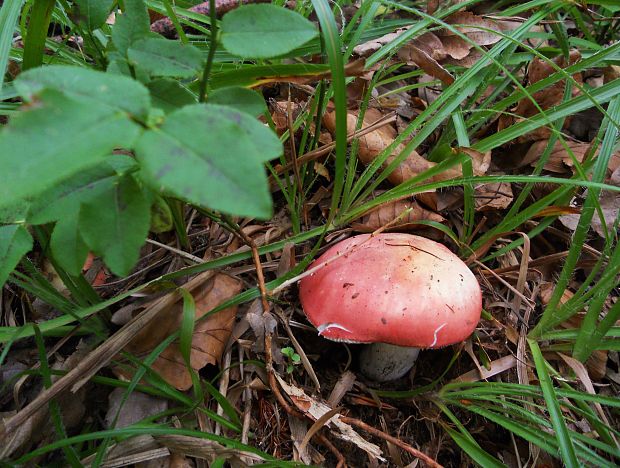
199, 0, 217, 102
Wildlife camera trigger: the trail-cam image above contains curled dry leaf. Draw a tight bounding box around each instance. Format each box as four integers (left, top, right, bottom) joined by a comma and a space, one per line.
352, 26, 412, 57
397, 42, 454, 86
411, 32, 447, 61
521, 138, 620, 174
116, 274, 242, 390
474, 182, 513, 211
351, 198, 444, 232
323, 109, 490, 186
499, 50, 582, 142
442, 12, 502, 47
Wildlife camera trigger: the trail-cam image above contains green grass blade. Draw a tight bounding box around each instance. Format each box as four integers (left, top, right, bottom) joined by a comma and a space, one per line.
529, 339, 579, 467
0, 0, 25, 91
310, 0, 347, 220
531, 94, 620, 336
22, 0, 56, 70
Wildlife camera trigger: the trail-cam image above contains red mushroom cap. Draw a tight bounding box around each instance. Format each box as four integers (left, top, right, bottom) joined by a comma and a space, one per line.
299, 233, 482, 348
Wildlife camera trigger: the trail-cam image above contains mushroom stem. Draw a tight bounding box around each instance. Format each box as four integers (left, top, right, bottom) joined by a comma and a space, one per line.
359, 343, 420, 382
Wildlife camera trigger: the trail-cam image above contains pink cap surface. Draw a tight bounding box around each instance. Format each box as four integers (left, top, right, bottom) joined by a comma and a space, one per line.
299, 234, 482, 348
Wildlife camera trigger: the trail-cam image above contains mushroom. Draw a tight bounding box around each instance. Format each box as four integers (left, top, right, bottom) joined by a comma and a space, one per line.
298, 233, 482, 382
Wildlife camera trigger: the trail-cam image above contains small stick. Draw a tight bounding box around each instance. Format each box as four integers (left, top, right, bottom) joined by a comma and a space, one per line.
314, 432, 346, 468
287, 91, 304, 213
340, 416, 442, 468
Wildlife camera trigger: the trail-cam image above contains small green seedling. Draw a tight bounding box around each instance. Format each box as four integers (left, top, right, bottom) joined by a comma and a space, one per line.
281, 347, 301, 374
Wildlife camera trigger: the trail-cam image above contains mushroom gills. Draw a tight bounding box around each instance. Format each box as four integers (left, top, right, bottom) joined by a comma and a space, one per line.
359, 343, 420, 382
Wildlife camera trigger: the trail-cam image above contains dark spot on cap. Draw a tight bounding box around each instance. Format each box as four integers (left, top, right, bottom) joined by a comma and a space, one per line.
402, 307, 407, 311
381, 317, 387, 324
384, 290, 388, 294
430, 274, 433, 280
343, 282, 354, 288
351, 292, 360, 299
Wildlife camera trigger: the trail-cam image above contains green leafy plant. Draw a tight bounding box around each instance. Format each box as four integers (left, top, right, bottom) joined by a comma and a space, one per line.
281, 346, 301, 374
0, 0, 318, 282
1, 0, 620, 466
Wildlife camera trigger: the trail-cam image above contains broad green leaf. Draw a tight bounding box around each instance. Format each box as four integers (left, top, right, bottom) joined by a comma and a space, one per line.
72, 0, 115, 30
135, 104, 282, 218
79, 175, 150, 276
0, 200, 29, 224
0, 225, 33, 288
111, 0, 150, 56
51, 216, 89, 276
29, 163, 118, 224
15, 65, 151, 119
147, 79, 196, 114
208, 86, 266, 117
221, 5, 318, 59
128, 38, 203, 78
0, 90, 141, 210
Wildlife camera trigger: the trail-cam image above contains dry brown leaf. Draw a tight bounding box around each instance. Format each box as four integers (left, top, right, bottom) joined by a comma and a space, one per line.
410, 32, 447, 61
539, 283, 607, 379
499, 51, 582, 142
351, 198, 444, 232
323, 109, 489, 186
439, 35, 473, 61
442, 48, 483, 68
442, 12, 502, 46
427, 0, 439, 15
397, 43, 454, 85
117, 274, 242, 390
496, 19, 547, 48
353, 27, 412, 56
560, 166, 620, 238
105, 388, 168, 429
521, 139, 591, 173
418, 73, 442, 105
452, 355, 517, 382
0, 342, 90, 459
474, 182, 513, 211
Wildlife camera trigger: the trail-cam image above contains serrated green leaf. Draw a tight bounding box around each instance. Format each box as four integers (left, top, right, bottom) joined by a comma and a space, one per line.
147, 79, 196, 114
128, 38, 203, 78
0, 225, 33, 288
135, 104, 282, 218
72, 0, 115, 30
79, 175, 150, 276
208, 86, 266, 117
51, 216, 89, 276
221, 5, 318, 59
15, 65, 151, 119
0, 90, 141, 211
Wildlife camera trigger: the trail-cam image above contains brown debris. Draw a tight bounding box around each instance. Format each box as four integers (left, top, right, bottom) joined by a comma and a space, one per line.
116, 274, 241, 391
